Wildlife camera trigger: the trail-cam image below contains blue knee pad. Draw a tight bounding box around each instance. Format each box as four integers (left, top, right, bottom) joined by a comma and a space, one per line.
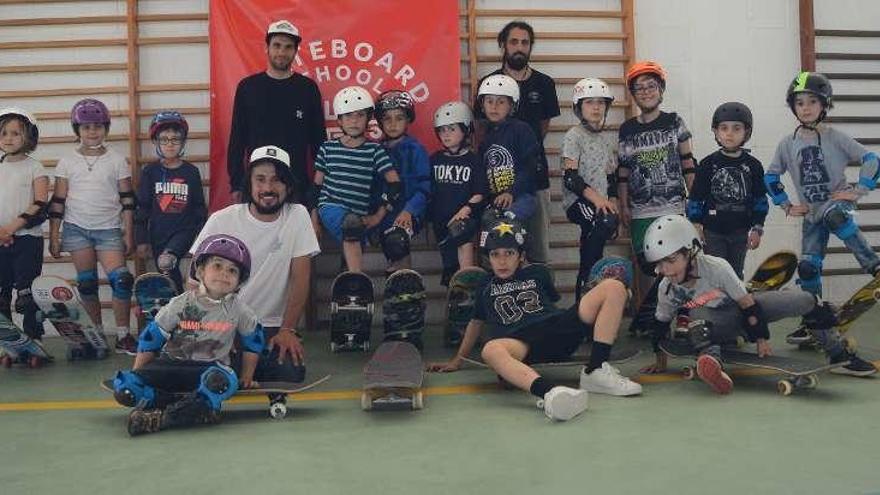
76, 269, 100, 303
107, 267, 133, 300
113, 370, 156, 408
797, 255, 824, 296
197, 364, 238, 411
137, 321, 167, 353
822, 203, 857, 240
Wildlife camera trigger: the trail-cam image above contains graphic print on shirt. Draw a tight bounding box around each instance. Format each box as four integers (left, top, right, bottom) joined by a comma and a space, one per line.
710, 165, 749, 210
169, 303, 230, 357
623, 128, 684, 206
490, 278, 545, 325
484, 144, 515, 195
667, 284, 727, 310
433, 163, 472, 185
155, 178, 190, 213
799, 145, 830, 203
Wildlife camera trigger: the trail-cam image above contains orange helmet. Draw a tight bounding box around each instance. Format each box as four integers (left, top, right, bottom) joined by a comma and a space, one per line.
625, 61, 667, 89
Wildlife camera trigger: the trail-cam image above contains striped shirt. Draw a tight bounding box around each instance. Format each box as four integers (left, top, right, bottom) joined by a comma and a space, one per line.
316, 140, 394, 215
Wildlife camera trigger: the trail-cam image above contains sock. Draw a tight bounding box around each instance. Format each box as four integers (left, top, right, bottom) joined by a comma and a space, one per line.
529, 376, 554, 398
586, 342, 612, 373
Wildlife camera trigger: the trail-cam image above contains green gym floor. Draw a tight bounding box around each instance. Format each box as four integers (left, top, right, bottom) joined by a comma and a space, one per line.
2, 317, 879, 495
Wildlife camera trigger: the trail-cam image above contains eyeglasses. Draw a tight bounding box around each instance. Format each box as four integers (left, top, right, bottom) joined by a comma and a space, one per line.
158, 137, 182, 145
632, 82, 661, 94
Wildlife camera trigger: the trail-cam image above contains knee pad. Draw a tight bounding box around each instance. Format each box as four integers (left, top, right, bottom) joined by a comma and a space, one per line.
157, 252, 178, 273
441, 218, 478, 248
593, 211, 619, 240
380, 226, 411, 262
686, 319, 715, 351
822, 203, 857, 240
240, 324, 266, 354
13, 288, 36, 315
797, 255, 823, 295
341, 213, 365, 241
197, 364, 238, 411
112, 371, 156, 408
108, 267, 134, 300
76, 269, 100, 302
137, 321, 167, 353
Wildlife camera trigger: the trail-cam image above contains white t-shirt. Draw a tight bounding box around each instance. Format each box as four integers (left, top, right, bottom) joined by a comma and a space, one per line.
54, 148, 131, 230
190, 203, 320, 327
0, 156, 49, 237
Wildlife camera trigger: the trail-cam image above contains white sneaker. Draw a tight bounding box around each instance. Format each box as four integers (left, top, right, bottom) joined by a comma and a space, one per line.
579, 362, 643, 396
540, 386, 588, 421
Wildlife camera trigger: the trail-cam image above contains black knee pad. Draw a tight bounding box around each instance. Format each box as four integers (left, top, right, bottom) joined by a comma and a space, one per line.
13, 289, 35, 315
341, 213, 365, 241
687, 320, 714, 351
113, 389, 138, 407
77, 278, 99, 299
797, 259, 821, 281
203, 368, 232, 395
381, 226, 411, 262
441, 217, 478, 248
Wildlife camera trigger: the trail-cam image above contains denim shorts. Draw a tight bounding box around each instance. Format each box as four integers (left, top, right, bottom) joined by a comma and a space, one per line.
61, 222, 124, 252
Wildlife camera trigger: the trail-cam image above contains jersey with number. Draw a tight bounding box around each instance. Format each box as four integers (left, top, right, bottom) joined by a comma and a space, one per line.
473, 263, 561, 339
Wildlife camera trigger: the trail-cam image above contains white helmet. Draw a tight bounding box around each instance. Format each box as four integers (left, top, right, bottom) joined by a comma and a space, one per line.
333, 86, 374, 116
642, 215, 701, 263
433, 101, 473, 129
478, 74, 520, 104
249, 145, 290, 168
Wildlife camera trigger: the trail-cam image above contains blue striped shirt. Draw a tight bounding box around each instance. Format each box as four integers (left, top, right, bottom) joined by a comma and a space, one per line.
316, 140, 394, 215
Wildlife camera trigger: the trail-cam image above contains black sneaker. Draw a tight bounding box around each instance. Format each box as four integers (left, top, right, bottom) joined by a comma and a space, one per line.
785, 326, 815, 345
830, 354, 877, 377
115, 334, 138, 356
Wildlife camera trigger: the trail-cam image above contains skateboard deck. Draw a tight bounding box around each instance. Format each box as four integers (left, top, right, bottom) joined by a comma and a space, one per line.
0, 313, 53, 368
101, 375, 331, 419
444, 267, 489, 347
382, 269, 426, 349
329, 271, 374, 352
362, 341, 424, 410
134, 272, 177, 322
32, 275, 108, 360
835, 273, 880, 334
660, 338, 847, 396
746, 251, 798, 292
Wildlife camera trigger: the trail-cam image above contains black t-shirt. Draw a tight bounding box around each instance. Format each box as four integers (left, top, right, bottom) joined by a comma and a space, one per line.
689, 150, 768, 234
476, 68, 560, 190
135, 161, 207, 249
226, 72, 326, 194
429, 150, 488, 224
474, 264, 561, 339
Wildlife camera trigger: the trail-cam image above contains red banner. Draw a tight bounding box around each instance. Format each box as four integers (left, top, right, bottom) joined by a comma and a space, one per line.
209, 0, 461, 210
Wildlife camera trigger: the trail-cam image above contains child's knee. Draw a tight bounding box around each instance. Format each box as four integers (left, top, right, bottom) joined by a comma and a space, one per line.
481, 340, 507, 363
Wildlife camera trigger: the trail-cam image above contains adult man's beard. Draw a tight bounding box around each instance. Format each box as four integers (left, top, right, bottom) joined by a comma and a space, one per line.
505, 52, 529, 71
253, 194, 285, 215
270, 57, 292, 73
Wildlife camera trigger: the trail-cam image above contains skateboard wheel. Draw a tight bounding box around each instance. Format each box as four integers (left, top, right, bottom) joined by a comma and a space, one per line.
777, 380, 793, 396
873, 288, 880, 301
269, 402, 288, 419
412, 391, 424, 410
682, 367, 696, 380
803, 374, 819, 389
361, 392, 372, 411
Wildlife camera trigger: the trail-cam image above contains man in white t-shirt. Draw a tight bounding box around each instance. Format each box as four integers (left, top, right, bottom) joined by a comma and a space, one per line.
190, 145, 319, 371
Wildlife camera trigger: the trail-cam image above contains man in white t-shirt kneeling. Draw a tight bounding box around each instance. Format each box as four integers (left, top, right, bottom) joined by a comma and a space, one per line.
190, 145, 320, 381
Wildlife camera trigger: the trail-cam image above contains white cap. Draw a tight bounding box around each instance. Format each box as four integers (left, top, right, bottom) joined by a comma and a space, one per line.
267, 20, 301, 42
249, 145, 290, 168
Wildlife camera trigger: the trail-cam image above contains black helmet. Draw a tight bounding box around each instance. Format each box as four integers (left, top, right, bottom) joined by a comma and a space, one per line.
786, 72, 833, 110
480, 219, 527, 252
711, 102, 753, 147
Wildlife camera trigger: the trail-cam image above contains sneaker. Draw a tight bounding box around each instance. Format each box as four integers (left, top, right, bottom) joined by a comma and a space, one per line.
696, 354, 733, 394
540, 386, 588, 421
830, 353, 878, 377
115, 334, 137, 356
785, 326, 815, 346
579, 362, 643, 396
127, 407, 166, 436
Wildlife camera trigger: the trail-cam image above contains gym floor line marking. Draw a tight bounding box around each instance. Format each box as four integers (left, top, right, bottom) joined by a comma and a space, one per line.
2, 359, 877, 413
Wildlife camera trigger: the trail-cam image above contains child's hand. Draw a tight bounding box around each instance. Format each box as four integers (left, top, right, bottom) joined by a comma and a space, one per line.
694, 223, 705, 243
594, 196, 618, 215
493, 193, 513, 210
136, 244, 152, 260
747, 229, 761, 250
394, 211, 413, 231
240, 377, 259, 389
449, 207, 471, 223
786, 204, 809, 217
639, 352, 668, 374
0, 226, 13, 245
756, 339, 773, 358
426, 358, 462, 373
831, 190, 859, 203
49, 235, 62, 258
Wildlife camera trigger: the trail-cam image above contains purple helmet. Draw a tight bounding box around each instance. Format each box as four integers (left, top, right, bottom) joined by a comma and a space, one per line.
190, 234, 251, 285
70, 98, 111, 133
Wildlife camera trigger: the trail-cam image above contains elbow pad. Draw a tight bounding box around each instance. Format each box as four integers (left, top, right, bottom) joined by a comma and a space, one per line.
686, 199, 706, 222
241, 324, 266, 354
743, 302, 770, 341
858, 151, 880, 191
563, 169, 587, 196
764, 174, 789, 206
137, 321, 167, 353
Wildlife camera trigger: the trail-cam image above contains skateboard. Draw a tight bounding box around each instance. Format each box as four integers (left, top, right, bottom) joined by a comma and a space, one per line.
444, 267, 489, 347
382, 269, 426, 349
329, 271, 374, 352
0, 313, 53, 368
746, 251, 798, 292
134, 272, 177, 322
32, 275, 109, 360
101, 375, 331, 420
659, 337, 847, 396
834, 273, 880, 335
362, 341, 424, 410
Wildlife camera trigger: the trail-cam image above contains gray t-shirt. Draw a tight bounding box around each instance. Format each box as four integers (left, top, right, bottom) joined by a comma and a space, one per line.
560, 126, 617, 210
768, 126, 869, 223
154, 291, 259, 364
656, 254, 747, 322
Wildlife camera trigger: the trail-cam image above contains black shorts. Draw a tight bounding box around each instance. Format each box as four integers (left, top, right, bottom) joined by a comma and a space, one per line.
507, 305, 593, 364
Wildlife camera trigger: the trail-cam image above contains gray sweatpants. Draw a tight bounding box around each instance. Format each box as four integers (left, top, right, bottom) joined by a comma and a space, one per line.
690, 291, 815, 343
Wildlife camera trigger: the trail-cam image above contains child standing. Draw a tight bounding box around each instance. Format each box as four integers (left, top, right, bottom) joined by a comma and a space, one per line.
135, 111, 207, 290
0, 108, 49, 340
428, 219, 641, 422
112, 234, 265, 436
687, 102, 768, 279
47, 98, 137, 354
429, 101, 488, 286
562, 78, 620, 300
372, 90, 432, 273
312, 86, 402, 273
